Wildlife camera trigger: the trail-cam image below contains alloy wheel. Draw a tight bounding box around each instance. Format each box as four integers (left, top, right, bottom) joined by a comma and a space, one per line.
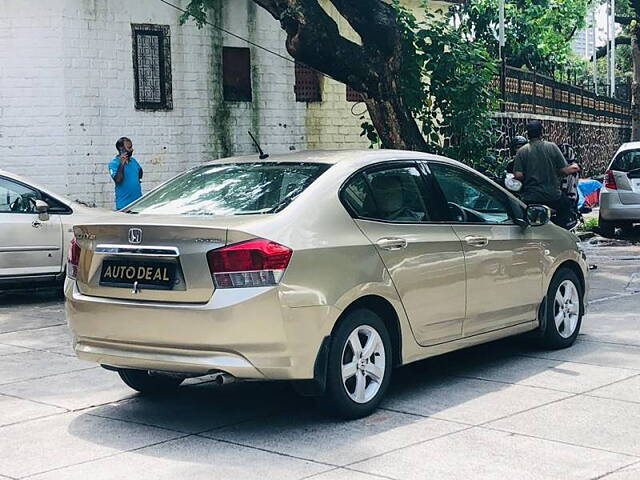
553, 279, 580, 339
341, 325, 386, 404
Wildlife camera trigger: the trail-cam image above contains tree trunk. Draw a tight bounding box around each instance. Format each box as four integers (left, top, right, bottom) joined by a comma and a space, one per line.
252, 0, 428, 151
631, 25, 640, 140
365, 97, 427, 150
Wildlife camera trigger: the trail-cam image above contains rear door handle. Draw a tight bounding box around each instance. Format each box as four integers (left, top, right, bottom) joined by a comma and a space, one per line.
464, 235, 489, 247
376, 237, 408, 251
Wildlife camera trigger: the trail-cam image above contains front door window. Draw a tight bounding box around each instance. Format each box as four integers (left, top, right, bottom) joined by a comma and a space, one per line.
429, 163, 513, 224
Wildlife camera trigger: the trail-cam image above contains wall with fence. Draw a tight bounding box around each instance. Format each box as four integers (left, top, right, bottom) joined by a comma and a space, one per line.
493, 67, 631, 177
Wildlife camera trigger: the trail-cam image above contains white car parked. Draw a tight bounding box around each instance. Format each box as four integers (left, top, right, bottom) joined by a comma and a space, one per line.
0, 170, 103, 290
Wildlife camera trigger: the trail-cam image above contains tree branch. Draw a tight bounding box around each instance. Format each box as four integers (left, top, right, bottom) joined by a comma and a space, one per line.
593, 36, 631, 60
327, 0, 400, 55
252, 0, 386, 96
615, 15, 633, 25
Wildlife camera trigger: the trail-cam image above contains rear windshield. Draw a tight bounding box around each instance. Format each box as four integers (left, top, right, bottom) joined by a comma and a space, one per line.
126, 162, 330, 216
611, 150, 640, 172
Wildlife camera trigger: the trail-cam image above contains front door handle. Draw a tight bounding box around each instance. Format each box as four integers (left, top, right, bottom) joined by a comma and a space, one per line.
32, 220, 42, 229
376, 237, 408, 251
464, 235, 489, 247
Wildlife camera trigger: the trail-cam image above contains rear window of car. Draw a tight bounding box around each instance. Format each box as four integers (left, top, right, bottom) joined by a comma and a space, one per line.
611, 150, 640, 172
126, 162, 330, 216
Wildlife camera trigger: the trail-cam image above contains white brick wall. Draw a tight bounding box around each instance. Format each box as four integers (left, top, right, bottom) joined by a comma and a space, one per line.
0, 0, 366, 208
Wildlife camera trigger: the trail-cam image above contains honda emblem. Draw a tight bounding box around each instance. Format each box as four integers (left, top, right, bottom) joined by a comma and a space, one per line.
128, 227, 142, 244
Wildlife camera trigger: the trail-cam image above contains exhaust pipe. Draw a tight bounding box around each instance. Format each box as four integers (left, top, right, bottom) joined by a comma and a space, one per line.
214, 372, 235, 385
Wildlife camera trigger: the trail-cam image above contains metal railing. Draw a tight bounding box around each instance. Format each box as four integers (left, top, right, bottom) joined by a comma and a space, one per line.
495, 66, 631, 125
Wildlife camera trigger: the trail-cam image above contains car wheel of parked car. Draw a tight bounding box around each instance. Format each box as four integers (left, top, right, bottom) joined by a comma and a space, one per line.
619, 222, 636, 236
118, 368, 184, 394
539, 269, 583, 350
598, 214, 616, 238
323, 309, 392, 419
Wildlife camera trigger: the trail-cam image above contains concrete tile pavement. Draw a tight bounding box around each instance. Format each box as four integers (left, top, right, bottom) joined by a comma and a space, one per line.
0, 393, 64, 427
599, 461, 640, 479
26, 435, 331, 480
203, 409, 467, 466
0, 240, 637, 479
348, 427, 636, 480
0, 411, 184, 478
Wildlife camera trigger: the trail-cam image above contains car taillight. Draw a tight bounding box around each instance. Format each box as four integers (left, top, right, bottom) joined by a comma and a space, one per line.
604, 170, 618, 189
207, 239, 292, 288
67, 237, 81, 279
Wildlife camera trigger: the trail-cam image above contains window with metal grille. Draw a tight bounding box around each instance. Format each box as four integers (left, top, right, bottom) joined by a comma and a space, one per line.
294, 63, 322, 102
132, 24, 172, 110
223, 47, 252, 102
346, 85, 364, 102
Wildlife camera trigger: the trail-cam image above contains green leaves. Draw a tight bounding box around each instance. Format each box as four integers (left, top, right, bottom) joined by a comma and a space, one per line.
392, 2, 498, 165
360, 121, 380, 148
456, 0, 592, 73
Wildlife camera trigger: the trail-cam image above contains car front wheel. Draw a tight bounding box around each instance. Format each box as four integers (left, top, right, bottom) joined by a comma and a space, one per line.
539, 269, 583, 349
323, 309, 392, 419
117, 368, 184, 394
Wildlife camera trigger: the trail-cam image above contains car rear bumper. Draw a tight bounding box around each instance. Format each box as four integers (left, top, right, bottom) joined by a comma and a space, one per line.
600, 191, 640, 222
65, 280, 338, 380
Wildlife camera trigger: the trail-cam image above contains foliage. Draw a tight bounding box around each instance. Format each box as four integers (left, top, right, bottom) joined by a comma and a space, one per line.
582, 215, 599, 231
383, 1, 498, 166
454, 0, 592, 75
179, 0, 215, 27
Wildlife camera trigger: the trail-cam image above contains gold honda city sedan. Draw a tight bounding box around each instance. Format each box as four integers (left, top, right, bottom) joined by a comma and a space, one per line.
65, 150, 587, 418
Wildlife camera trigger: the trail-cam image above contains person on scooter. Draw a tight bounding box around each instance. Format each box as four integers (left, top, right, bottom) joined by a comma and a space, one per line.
513, 121, 580, 228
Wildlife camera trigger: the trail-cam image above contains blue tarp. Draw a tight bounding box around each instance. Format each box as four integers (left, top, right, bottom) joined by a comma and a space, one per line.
578, 179, 602, 208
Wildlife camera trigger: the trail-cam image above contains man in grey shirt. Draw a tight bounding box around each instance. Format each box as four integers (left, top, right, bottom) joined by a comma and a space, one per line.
513, 121, 580, 226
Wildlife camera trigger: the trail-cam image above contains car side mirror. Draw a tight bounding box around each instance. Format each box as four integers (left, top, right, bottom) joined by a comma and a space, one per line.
526, 204, 551, 227
34, 199, 50, 221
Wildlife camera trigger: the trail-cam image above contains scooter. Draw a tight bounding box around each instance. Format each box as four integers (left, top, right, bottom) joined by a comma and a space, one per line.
501, 160, 583, 231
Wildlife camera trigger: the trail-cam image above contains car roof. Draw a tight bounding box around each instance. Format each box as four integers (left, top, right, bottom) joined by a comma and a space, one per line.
616, 142, 640, 154
203, 149, 456, 167
0, 169, 75, 207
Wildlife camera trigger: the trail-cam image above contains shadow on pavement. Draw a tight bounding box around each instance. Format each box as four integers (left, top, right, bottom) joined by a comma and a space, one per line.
0, 287, 63, 307
67, 334, 573, 464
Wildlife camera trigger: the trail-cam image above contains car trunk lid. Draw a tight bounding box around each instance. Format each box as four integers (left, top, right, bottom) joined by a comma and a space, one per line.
73, 214, 257, 303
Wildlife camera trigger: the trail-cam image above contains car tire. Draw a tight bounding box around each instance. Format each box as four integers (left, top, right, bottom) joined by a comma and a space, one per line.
619, 222, 636, 236
538, 269, 584, 350
598, 214, 616, 238
323, 309, 393, 419
117, 368, 184, 394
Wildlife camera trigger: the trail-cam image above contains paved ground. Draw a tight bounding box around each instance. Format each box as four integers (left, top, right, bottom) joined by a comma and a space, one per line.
1, 239, 639, 480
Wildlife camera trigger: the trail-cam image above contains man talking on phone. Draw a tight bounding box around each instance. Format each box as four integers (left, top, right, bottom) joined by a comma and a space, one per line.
108, 137, 143, 210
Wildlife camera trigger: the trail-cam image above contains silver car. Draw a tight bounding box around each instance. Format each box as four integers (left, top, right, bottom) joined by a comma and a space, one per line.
599, 142, 640, 236
0, 170, 101, 290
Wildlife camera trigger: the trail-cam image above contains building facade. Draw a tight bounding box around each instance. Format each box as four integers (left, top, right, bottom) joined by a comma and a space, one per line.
0, 0, 376, 207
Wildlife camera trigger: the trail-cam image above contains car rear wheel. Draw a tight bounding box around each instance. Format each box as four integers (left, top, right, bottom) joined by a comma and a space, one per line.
117, 368, 184, 394
598, 214, 616, 238
538, 269, 583, 349
323, 309, 392, 419
619, 222, 636, 236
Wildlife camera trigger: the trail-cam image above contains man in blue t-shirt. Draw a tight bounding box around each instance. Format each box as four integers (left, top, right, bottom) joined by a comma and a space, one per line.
108, 137, 143, 210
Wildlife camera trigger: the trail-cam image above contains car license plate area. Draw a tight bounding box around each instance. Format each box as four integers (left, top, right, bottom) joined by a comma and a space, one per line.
631, 178, 640, 192
100, 259, 176, 290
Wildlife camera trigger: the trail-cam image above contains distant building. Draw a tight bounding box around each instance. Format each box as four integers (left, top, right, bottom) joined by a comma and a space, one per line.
572, 28, 595, 59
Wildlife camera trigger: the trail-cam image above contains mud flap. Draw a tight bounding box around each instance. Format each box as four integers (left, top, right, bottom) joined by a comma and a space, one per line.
291, 335, 331, 397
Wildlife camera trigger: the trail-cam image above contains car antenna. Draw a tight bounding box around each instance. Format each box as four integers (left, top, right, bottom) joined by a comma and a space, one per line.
248, 131, 269, 159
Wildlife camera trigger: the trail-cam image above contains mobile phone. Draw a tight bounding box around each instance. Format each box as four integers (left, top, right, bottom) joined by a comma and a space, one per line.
118, 146, 131, 158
